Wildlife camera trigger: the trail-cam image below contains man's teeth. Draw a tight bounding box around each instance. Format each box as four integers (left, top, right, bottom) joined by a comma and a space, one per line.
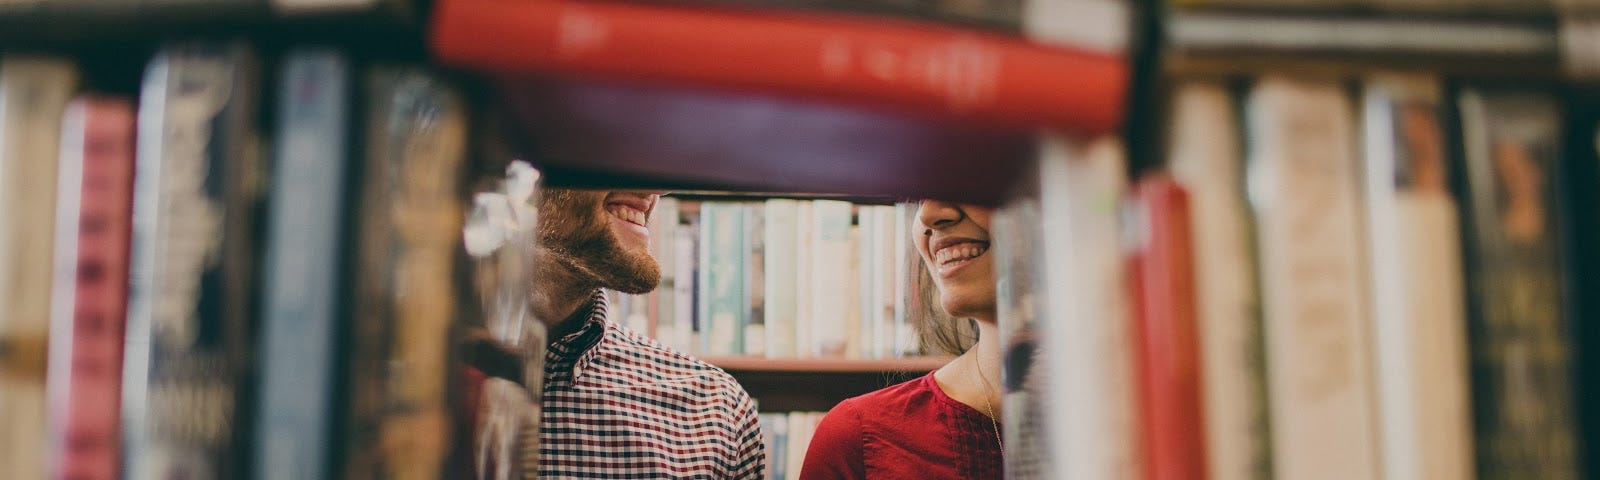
936, 243, 988, 264
608, 206, 648, 226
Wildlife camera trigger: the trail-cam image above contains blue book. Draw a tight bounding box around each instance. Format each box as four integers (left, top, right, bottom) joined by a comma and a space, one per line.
255, 49, 351, 480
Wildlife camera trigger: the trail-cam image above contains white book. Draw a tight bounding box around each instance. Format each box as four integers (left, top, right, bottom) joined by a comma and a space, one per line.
0, 56, 78, 480
810, 200, 854, 357
872, 206, 898, 360
794, 202, 814, 359
746, 205, 766, 356
857, 208, 877, 359
845, 221, 863, 359
699, 203, 746, 356
1166, 81, 1270, 480
892, 203, 919, 357
1035, 134, 1139, 480
1247, 75, 1380, 480
653, 197, 680, 344
1362, 74, 1474, 480
764, 199, 799, 359
785, 412, 818, 480
671, 207, 697, 353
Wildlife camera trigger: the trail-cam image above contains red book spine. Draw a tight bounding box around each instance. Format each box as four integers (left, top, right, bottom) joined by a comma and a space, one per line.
1127, 175, 1209, 480
45, 96, 136, 480
429, 0, 1126, 134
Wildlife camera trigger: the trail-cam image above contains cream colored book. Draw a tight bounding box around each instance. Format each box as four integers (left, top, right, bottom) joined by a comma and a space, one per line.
1036, 134, 1139, 480
1246, 75, 1380, 480
0, 56, 78, 480
1166, 81, 1270, 480
1362, 74, 1474, 480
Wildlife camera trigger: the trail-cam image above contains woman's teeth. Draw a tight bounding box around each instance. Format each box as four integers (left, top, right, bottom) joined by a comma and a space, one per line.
935, 243, 988, 265
607, 205, 648, 226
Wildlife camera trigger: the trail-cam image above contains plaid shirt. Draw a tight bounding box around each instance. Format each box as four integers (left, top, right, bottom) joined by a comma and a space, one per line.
540, 290, 765, 478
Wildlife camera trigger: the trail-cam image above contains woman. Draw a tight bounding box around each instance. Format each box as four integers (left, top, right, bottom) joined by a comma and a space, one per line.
800, 200, 1004, 479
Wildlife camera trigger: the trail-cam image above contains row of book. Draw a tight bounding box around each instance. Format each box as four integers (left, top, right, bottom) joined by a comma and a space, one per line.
997, 73, 1600, 480
0, 44, 494, 479
605, 199, 931, 360
757, 411, 826, 480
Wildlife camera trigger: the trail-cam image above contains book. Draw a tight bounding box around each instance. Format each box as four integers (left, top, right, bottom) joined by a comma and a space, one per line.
122, 43, 262, 480
44, 95, 135, 480
698, 202, 747, 356
653, 197, 681, 343
1559, 88, 1600, 480
1167, 12, 1556, 59
254, 49, 352, 480
672, 207, 699, 353
1454, 87, 1579, 480
794, 202, 815, 358
0, 55, 78, 480
487, 75, 1036, 206
1360, 74, 1474, 480
810, 200, 854, 357
1125, 176, 1209, 480
763, 199, 799, 359
1164, 81, 1269, 480
1245, 76, 1379, 480
994, 177, 1047, 480
342, 66, 469, 480
659, 0, 1022, 32
1031, 135, 1139, 480
747, 204, 767, 356
431, 0, 1127, 133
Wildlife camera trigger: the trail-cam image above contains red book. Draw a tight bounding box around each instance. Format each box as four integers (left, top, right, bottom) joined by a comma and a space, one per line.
44, 96, 136, 480
1126, 175, 1209, 480
429, 0, 1127, 134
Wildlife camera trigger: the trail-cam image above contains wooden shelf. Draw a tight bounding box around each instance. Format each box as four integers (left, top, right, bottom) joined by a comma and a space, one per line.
704, 356, 952, 412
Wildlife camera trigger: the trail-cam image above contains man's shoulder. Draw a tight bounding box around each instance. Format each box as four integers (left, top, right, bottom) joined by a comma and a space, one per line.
597, 323, 751, 402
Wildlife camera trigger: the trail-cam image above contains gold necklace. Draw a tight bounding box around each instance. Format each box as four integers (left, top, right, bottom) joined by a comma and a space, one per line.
973, 355, 1004, 457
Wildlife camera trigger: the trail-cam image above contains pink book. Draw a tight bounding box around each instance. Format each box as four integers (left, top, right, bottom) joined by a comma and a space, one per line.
45, 96, 136, 480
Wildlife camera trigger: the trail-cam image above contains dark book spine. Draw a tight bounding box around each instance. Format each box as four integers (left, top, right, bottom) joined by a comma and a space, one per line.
1451, 87, 1580, 480
123, 42, 263, 480
342, 66, 468, 480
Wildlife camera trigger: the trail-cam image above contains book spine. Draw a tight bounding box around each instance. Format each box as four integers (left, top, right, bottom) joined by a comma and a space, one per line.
1125, 175, 1210, 480
673, 207, 698, 353
657, 0, 1023, 33
45, 96, 135, 480
809, 200, 854, 357
653, 197, 679, 343
763, 199, 798, 359
1246, 76, 1379, 480
430, 0, 1127, 133
1455, 88, 1579, 479
893, 203, 918, 357
1034, 135, 1140, 480
993, 177, 1046, 479
1361, 74, 1474, 480
872, 206, 898, 359
255, 49, 351, 480
856, 208, 876, 359
123, 43, 262, 480
0, 56, 78, 480
1165, 81, 1269, 480
794, 202, 814, 358
699, 203, 746, 355
343, 67, 468, 480
746, 204, 767, 356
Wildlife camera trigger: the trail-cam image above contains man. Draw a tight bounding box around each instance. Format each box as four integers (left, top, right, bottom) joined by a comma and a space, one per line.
465, 187, 765, 479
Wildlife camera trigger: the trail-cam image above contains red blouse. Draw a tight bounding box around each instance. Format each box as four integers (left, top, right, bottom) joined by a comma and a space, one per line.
800, 372, 1004, 479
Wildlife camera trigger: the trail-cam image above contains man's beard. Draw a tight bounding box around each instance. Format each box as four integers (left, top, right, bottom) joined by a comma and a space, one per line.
537, 190, 661, 294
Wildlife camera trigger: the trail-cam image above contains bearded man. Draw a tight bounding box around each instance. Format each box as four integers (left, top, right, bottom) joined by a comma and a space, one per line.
474, 189, 765, 479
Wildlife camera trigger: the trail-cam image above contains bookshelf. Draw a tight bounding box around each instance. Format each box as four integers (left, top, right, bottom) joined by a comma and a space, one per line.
8, 0, 1600, 478
705, 356, 952, 411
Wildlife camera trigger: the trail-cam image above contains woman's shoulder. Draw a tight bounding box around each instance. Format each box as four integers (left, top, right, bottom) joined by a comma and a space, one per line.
832, 372, 940, 417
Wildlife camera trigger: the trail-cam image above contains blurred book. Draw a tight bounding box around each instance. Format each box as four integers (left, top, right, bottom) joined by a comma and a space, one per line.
45, 94, 133, 480
122, 42, 262, 480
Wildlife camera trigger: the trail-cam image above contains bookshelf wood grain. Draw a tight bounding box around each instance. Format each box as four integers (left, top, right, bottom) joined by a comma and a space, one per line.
704, 356, 952, 412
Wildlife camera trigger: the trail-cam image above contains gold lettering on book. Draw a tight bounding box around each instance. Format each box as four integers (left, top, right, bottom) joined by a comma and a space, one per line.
151, 63, 229, 348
